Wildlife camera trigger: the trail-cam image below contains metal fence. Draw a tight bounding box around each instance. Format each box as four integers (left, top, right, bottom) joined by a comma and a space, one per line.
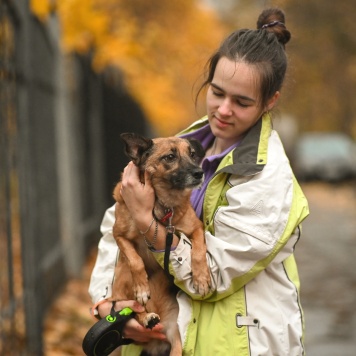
0, 1, 150, 354
1, 1, 65, 354
0, 1, 26, 354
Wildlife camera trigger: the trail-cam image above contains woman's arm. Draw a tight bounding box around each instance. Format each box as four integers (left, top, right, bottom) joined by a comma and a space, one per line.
119, 156, 309, 301
165, 163, 308, 301
88, 205, 118, 308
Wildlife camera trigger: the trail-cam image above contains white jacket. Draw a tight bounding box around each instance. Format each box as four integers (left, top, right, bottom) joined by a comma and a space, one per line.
89, 114, 309, 355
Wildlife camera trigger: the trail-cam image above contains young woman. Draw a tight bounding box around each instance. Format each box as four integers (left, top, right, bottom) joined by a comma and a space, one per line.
88, 8, 309, 356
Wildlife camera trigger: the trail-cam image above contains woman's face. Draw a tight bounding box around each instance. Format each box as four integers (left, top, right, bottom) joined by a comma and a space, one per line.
206, 57, 279, 148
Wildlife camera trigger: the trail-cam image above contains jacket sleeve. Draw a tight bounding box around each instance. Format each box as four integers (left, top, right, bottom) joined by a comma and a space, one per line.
153, 150, 309, 301
88, 205, 118, 306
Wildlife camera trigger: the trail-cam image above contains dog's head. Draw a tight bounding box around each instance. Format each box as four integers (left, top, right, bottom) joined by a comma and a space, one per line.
120, 133, 205, 192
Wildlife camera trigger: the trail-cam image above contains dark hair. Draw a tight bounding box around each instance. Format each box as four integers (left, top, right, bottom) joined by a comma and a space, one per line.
196, 8, 291, 109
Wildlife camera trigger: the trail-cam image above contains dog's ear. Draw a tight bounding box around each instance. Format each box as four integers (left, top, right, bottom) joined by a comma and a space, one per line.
120, 133, 154, 166
187, 138, 205, 159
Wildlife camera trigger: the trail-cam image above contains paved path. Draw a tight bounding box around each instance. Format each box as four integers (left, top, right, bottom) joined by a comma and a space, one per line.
295, 182, 356, 355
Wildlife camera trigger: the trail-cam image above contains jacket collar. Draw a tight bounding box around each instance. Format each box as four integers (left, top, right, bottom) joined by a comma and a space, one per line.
220, 112, 272, 176
179, 113, 272, 177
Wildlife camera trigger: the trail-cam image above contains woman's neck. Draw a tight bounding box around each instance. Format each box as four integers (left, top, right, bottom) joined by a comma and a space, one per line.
207, 137, 240, 157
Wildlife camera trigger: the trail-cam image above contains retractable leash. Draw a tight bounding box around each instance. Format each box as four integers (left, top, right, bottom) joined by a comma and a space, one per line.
82, 303, 135, 356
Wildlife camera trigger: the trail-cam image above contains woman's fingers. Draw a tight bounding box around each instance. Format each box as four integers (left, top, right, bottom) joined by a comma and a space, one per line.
122, 161, 140, 186
123, 318, 167, 342
114, 300, 145, 313
120, 162, 155, 219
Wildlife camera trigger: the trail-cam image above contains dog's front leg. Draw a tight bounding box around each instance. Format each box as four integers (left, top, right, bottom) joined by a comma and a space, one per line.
110, 253, 135, 302
116, 237, 151, 305
189, 223, 212, 297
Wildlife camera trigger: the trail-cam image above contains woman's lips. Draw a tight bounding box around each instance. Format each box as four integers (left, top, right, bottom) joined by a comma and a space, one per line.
214, 116, 231, 129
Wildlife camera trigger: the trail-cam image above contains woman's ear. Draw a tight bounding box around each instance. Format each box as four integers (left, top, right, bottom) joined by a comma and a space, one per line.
266, 91, 280, 111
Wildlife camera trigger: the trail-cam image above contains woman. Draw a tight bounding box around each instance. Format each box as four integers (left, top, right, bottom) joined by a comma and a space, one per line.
88, 7, 309, 356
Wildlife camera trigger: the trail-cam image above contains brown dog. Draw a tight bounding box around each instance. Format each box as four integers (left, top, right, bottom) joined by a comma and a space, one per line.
109, 133, 212, 356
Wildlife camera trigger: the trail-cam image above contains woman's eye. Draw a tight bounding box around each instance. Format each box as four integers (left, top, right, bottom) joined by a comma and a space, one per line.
212, 91, 223, 97
236, 100, 250, 108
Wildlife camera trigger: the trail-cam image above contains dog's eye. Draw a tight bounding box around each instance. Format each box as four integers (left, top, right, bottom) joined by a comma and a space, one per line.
163, 154, 175, 162
190, 150, 196, 158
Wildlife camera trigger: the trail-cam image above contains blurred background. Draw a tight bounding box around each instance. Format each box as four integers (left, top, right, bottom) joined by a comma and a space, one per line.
1, 0, 355, 355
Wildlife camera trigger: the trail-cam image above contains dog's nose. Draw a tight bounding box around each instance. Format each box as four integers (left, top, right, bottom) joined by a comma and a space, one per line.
192, 169, 204, 180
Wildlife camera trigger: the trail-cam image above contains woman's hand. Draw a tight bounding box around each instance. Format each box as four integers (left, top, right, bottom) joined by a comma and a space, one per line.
120, 161, 180, 250
123, 318, 167, 343
120, 161, 155, 224
97, 300, 167, 343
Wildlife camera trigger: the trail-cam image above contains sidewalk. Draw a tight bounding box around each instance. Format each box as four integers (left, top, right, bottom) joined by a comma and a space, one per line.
296, 182, 356, 356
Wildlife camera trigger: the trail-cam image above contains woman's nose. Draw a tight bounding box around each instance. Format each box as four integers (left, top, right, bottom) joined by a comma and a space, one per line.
218, 98, 232, 116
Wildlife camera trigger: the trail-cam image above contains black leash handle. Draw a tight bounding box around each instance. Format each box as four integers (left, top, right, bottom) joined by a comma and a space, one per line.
82, 306, 135, 356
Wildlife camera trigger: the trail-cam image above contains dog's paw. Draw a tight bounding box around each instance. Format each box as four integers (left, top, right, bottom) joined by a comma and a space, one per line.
143, 312, 160, 329
193, 271, 212, 297
134, 284, 151, 305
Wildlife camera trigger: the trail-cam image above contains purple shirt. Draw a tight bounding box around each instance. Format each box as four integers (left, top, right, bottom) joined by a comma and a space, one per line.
180, 124, 242, 219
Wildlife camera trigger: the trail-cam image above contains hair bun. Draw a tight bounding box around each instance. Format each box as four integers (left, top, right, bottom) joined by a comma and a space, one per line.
257, 8, 291, 46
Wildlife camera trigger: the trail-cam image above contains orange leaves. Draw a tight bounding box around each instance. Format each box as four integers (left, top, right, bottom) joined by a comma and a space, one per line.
31, 0, 227, 135
57, 0, 109, 54
30, 0, 54, 22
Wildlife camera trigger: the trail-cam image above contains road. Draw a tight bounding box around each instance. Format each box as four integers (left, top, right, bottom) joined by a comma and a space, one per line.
295, 182, 356, 355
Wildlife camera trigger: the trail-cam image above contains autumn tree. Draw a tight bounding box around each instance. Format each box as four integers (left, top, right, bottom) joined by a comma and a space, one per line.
31, 0, 228, 135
